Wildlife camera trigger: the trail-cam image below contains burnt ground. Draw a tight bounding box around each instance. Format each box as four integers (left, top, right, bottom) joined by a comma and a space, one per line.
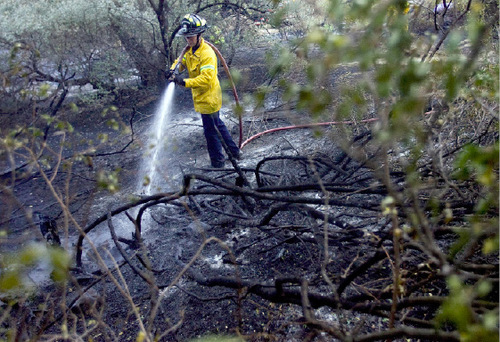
1, 88, 366, 341
69, 88, 369, 341
4, 43, 491, 342
1, 45, 383, 341
67, 98, 384, 342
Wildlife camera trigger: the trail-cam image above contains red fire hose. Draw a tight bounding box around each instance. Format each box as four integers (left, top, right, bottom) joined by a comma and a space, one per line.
240, 118, 380, 149
240, 111, 435, 149
176, 43, 429, 151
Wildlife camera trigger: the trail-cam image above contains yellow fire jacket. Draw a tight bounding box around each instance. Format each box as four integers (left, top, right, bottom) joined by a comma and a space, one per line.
172, 38, 222, 114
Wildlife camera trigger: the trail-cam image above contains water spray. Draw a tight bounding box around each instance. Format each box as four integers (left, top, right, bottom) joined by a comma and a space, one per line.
142, 83, 176, 195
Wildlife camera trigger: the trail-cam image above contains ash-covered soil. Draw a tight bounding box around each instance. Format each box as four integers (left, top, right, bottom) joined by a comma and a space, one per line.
1, 47, 388, 341
72, 86, 353, 341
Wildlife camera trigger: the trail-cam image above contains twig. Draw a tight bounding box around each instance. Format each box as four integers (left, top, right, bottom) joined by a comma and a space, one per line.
107, 212, 156, 287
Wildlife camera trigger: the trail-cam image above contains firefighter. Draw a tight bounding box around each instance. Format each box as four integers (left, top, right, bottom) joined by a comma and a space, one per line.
167, 13, 240, 168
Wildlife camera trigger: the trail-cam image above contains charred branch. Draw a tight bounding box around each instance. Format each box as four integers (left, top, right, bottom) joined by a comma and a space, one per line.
175, 259, 482, 340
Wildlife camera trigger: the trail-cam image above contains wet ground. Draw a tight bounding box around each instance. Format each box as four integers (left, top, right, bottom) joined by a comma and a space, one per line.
0, 42, 392, 341
74, 88, 343, 341
1, 70, 346, 341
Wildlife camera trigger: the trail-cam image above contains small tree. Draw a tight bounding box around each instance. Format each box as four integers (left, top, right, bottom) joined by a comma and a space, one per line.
261, 0, 499, 338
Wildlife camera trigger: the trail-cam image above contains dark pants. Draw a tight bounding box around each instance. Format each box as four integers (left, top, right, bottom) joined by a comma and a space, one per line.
201, 111, 239, 167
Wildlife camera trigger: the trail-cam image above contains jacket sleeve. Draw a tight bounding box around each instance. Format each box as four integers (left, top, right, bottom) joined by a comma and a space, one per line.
185, 53, 216, 89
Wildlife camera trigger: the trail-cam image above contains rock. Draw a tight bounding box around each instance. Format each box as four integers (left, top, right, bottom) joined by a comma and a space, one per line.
34, 212, 61, 247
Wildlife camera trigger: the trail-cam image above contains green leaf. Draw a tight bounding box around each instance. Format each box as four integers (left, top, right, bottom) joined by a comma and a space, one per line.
482, 236, 499, 255
48, 247, 71, 283
0, 271, 22, 292
107, 119, 120, 130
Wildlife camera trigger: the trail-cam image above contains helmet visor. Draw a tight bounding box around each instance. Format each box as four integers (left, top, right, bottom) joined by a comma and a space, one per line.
176, 27, 201, 37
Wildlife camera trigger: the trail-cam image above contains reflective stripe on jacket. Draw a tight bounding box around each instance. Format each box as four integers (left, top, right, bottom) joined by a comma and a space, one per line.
174, 38, 222, 114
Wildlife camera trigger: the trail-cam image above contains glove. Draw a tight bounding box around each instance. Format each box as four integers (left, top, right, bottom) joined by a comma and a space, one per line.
165, 69, 174, 80
173, 74, 185, 87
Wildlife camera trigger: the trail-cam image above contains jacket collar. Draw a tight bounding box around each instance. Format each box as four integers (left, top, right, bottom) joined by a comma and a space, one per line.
191, 37, 204, 56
